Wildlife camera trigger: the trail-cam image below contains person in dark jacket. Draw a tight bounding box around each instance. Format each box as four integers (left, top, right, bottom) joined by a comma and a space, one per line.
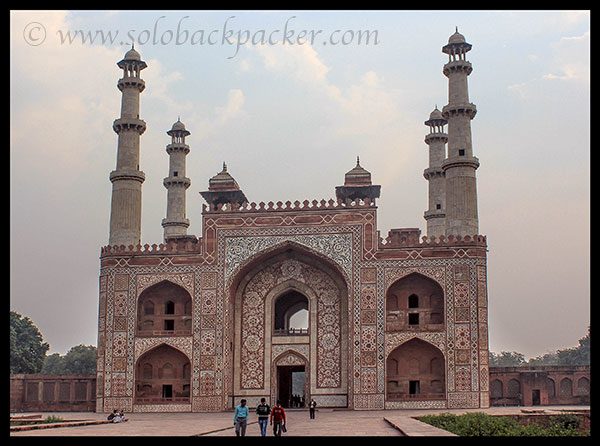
256, 397, 271, 437
309, 398, 317, 419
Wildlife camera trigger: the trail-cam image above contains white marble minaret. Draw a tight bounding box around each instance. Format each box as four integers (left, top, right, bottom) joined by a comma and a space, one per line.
441, 28, 480, 237
162, 119, 193, 241
423, 107, 448, 238
108, 46, 147, 247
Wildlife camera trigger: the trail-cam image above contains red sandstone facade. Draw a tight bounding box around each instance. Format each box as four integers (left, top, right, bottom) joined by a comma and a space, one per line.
489, 366, 590, 407
10, 374, 96, 413
97, 33, 491, 413
97, 196, 491, 412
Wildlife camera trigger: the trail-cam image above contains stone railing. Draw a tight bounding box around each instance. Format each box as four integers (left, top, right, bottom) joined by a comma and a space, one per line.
379, 232, 487, 249
100, 238, 201, 257
202, 197, 377, 213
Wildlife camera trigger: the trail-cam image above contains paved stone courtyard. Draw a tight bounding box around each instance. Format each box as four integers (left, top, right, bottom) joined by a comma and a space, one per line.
10, 406, 589, 436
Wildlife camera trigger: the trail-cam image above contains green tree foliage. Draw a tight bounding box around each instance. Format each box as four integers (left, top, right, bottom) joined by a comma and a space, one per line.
528, 327, 590, 366
10, 311, 50, 374
9, 311, 50, 373
41, 345, 97, 374
490, 327, 590, 367
489, 351, 526, 367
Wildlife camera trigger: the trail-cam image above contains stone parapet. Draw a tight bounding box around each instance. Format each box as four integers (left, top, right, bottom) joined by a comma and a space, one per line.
202, 197, 377, 214
112, 117, 147, 134
441, 155, 480, 172
441, 102, 477, 119
117, 76, 146, 92
379, 231, 487, 249
109, 169, 146, 184
443, 59, 473, 76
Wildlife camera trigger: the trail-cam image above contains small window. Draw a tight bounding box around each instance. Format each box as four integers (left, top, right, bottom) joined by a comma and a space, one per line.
458, 149, 466, 156
165, 301, 175, 314
173, 171, 178, 177
408, 294, 419, 308
436, 204, 441, 210
164, 319, 174, 330
408, 313, 419, 326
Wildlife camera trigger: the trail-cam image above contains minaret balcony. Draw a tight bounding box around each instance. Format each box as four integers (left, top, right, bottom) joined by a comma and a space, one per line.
424, 209, 446, 220
424, 133, 448, 144
166, 143, 190, 155
441, 155, 480, 172
443, 60, 473, 76
113, 117, 147, 135
117, 76, 146, 92
441, 103, 477, 119
163, 176, 191, 188
423, 167, 444, 180
110, 169, 146, 184
161, 217, 191, 228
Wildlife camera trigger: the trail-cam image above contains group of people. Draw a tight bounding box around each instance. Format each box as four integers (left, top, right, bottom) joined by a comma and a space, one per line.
289, 394, 304, 408
107, 409, 128, 423
233, 397, 318, 436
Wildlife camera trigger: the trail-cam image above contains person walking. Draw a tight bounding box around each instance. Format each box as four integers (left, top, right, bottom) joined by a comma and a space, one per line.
269, 400, 287, 436
256, 398, 271, 437
233, 399, 249, 436
308, 398, 317, 419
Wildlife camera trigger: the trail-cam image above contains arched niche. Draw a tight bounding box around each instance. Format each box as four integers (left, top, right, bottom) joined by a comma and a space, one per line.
385, 272, 444, 332
134, 344, 191, 404
386, 338, 445, 401
230, 246, 348, 407
137, 280, 192, 336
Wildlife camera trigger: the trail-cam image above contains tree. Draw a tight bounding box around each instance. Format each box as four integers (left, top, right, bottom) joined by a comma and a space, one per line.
41, 353, 66, 374
41, 345, 97, 374
489, 351, 526, 367
10, 311, 50, 374
63, 345, 97, 374
528, 327, 590, 366
492, 327, 591, 367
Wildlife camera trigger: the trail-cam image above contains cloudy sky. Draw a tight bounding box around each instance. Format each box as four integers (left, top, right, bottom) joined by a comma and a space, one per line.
10, 10, 589, 358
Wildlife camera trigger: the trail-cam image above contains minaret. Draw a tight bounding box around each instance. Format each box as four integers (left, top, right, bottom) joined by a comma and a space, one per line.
441, 28, 480, 236
108, 46, 147, 247
162, 119, 193, 241
423, 107, 447, 238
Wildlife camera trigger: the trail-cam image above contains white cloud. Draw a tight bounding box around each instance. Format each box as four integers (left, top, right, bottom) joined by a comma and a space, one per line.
542, 30, 590, 81
254, 42, 330, 85
216, 89, 245, 123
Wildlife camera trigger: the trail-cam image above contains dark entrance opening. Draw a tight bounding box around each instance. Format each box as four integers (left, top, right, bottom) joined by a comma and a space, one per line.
162, 384, 173, 399
409, 380, 420, 396
532, 389, 541, 406
277, 365, 305, 408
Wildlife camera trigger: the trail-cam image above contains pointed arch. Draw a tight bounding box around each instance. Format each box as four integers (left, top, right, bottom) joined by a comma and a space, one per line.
137, 280, 192, 336
227, 239, 350, 296
230, 245, 349, 407
274, 349, 308, 367
134, 343, 191, 404
386, 338, 445, 401
386, 272, 445, 332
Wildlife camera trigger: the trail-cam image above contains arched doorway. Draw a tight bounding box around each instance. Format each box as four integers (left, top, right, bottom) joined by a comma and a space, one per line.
273, 290, 309, 336
386, 338, 445, 401
135, 344, 191, 404
231, 247, 348, 408
272, 350, 309, 408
